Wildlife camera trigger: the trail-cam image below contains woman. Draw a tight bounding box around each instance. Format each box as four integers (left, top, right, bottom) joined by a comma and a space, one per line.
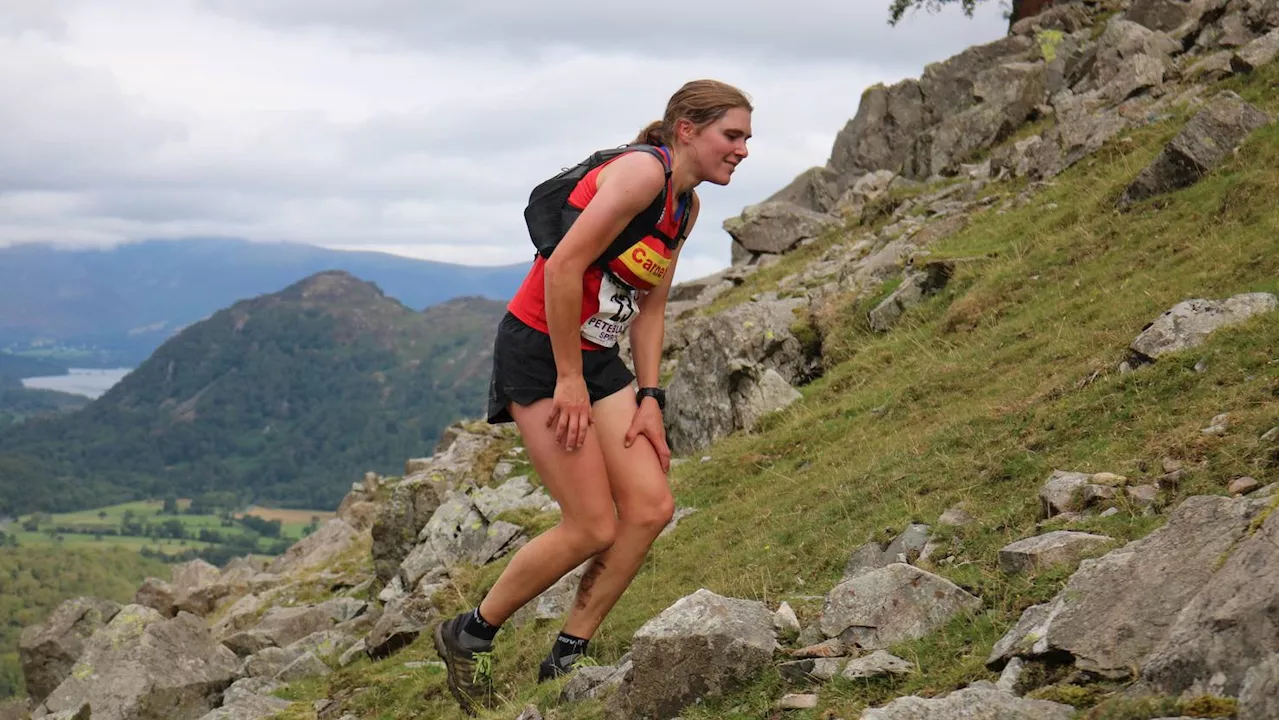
433, 79, 753, 714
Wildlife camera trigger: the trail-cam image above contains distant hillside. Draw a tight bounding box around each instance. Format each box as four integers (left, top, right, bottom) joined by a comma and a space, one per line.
0, 271, 508, 515
0, 238, 527, 365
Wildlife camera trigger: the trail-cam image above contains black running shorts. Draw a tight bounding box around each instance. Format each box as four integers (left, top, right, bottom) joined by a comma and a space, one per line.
486, 312, 636, 424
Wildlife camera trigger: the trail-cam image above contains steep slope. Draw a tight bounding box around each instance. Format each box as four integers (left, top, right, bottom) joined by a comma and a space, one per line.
0, 238, 527, 365
0, 271, 507, 515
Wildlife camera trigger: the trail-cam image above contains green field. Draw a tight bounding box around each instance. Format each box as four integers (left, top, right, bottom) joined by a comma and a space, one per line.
8, 498, 335, 553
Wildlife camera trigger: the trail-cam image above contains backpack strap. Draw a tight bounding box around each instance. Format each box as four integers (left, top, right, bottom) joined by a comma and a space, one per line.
590, 144, 678, 268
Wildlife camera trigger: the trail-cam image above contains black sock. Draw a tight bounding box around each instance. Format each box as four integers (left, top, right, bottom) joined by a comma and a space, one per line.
548, 631, 589, 670
458, 607, 499, 651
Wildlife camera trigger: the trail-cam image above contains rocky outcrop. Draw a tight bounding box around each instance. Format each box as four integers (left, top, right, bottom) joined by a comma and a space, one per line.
267, 518, 360, 576
997, 531, 1114, 573
666, 297, 815, 454
34, 606, 239, 720
608, 589, 775, 719
18, 598, 121, 704
1119, 91, 1271, 206
820, 564, 981, 649
1130, 293, 1278, 361
722, 201, 841, 263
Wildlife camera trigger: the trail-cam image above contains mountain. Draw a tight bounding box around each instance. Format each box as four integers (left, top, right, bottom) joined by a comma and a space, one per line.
0, 238, 529, 365
0, 271, 508, 515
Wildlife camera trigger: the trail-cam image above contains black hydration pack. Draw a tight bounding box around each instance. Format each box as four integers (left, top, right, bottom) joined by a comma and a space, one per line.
523, 143, 692, 268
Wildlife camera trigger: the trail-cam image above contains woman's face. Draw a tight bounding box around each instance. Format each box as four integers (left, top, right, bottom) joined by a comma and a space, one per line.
685, 107, 752, 186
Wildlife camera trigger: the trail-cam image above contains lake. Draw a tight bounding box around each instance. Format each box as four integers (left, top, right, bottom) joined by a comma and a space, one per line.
21, 368, 133, 399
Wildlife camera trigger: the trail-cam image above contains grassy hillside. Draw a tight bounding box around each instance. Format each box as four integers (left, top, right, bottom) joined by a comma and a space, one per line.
262, 66, 1278, 719
0, 547, 169, 700
0, 274, 507, 516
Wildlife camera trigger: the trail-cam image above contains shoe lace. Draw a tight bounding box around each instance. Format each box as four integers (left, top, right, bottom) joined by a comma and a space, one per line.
472, 650, 494, 685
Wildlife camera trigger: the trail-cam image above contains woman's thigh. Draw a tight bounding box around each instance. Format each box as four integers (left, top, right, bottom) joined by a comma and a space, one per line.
589, 388, 674, 523
509, 398, 615, 525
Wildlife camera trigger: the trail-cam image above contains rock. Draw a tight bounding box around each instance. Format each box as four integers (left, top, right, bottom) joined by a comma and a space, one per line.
997, 531, 1114, 573
1011, 3, 1092, 34
987, 495, 1265, 676
996, 656, 1025, 693
512, 705, 542, 720
767, 166, 841, 213
211, 594, 269, 639
170, 560, 221, 593
560, 659, 630, 703
197, 677, 291, 720
1126, 0, 1217, 35
268, 519, 361, 575
1089, 17, 1180, 92
1126, 484, 1160, 507
774, 602, 801, 642
667, 298, 813, 454
778, 693, 819, 710
730, 364, 802, 431
779, 657, 846, 683
241, 647, 299, 680
133, 578, 179, 618
867, 262, 954, 332
938, 505, 975, 526
36, 608, 239, 720
1039, 470, 1115, 516
658, 507, 697, 538
1102, 52, 1166, 103
18, 597, 121, 704
338, 639, 366, 667
842, 523, 933, 582
1186, 50, 1237, 81
274, 651, 331, 682
829, 79, 928, 178
1141, 509, 1278, 700
819, 564, 982, 649
1119, 92, 1271, 207
1237, 653, 1278, 720
722, 201, 841, 257
1229, 476, 1261, 495
832, 170, 897, 221
364, 596, 433, 660
469, 476, 557, 522
917, 35, 1036, 129
790, 638, 846, 659
1232, 28, 1280, 71
607, 589, 775, 719
841, 650, 914, 679
1130, 293, 1278, 360
860, 685, 1074, 719
253, 605, 336, 648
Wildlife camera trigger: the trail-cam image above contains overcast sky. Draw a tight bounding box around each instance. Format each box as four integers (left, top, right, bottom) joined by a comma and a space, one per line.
0, 0, 1008, 284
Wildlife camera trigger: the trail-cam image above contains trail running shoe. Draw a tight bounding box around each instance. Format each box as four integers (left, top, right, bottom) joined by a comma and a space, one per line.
432, 613, 495, 715
537, 653, 598, 683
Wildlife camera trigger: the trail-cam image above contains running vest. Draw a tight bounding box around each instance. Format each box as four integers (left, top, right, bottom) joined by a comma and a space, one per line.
508, 147, 690, 350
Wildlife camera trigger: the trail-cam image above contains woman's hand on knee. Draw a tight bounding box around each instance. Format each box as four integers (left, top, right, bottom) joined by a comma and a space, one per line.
624, 400, 671, 473
549, 375, 593, 451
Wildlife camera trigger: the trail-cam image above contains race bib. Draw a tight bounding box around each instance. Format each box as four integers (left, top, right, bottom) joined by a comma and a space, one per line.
581, 272, 639, 347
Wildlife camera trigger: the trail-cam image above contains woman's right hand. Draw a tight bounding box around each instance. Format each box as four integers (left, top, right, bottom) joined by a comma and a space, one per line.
548, 375, 592, 451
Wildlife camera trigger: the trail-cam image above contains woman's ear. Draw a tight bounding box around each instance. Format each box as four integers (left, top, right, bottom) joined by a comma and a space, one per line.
674, 117, 696, 145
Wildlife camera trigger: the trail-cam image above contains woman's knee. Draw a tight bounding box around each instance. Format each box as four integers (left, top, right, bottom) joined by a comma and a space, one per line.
564, 513, 618, 555
620, 492, 675, 535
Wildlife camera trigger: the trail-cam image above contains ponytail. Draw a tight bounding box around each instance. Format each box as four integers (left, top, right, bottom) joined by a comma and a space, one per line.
634, 120, 666, 146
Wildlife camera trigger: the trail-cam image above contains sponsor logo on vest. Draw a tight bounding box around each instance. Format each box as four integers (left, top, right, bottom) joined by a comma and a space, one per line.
623, 244, 669, 284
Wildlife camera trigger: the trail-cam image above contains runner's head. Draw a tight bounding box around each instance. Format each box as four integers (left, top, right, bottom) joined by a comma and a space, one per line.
633, 79, 753, 186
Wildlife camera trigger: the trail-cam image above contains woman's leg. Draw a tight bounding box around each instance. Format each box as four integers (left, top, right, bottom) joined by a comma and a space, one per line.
560, 387, 675, 640
476, 397, 619, 625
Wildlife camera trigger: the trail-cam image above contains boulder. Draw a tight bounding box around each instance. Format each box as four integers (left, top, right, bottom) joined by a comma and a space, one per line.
1185, 50, 1237, 81
860, 685, 1074, 719
365, 595, 433, 660
722, 201, 841, 257
267, 518, 361, 575
1126, 0, 1218, 36
666, 298, 813, 454
469, 475, 557, 523
196, 678, 291, 720
17, 598, 121, 704
1119, 91, 1271, 207
843, 524, 933, 581
607, 589, 774, 719
170, 560, 221, 592
867, 262, 954, 333
918, 35, 1037, 128
819, 564, 981, 649
133, 578, 179, 618
829, 79, 928, 178
1237, 653, 1278, 720
1088, 17, 1180, 92
1232, 27, 1280, 71
987, 495, 1265, 676
35, 607, 239, 720
1011, 3, 1092, 34
841, 650, 914, 679
997, 531, 1114, 573
766, 166, 841, 213
1141, 510, 1278, 700
252, 605, 337, 648
560, 657, 631, 703
1130, 293, 1278, 360
274, 651, 331, 683
729, 364, 802, 431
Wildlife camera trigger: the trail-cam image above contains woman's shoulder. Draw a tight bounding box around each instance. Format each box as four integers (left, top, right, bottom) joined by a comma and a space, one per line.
596, 149, 667, 192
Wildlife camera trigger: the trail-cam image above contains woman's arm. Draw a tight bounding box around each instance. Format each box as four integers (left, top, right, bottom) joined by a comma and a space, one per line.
543, 152, 667, 451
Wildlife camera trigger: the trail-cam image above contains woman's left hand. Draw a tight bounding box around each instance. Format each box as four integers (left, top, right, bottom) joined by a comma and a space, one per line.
624, 398, 671, 474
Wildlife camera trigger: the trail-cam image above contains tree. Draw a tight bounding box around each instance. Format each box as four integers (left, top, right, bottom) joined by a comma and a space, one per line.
98, 511, 108, 521
162, 495, 179, 515
888, 0, 986, 26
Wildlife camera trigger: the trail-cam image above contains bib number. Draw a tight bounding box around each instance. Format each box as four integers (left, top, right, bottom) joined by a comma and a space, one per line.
581, 273, 639, 347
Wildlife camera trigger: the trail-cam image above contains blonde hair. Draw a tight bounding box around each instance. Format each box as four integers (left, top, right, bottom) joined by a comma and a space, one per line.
633, 79, 753, 146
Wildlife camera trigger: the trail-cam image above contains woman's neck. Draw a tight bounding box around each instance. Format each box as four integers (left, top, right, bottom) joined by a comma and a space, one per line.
667, 144, 701, 196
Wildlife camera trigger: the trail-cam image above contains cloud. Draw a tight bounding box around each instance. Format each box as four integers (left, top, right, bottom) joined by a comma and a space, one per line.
0, 0, 1009, 284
